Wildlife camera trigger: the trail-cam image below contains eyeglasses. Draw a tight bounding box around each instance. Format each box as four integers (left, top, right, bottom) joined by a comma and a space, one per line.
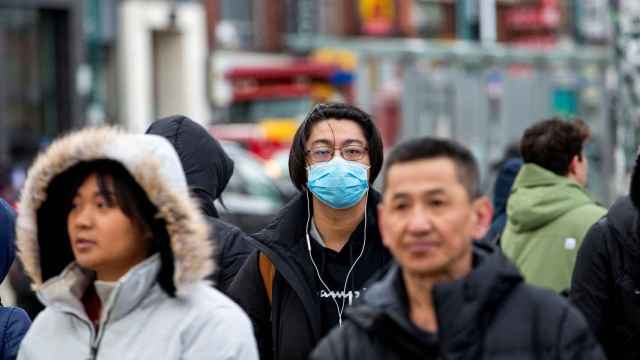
306, 144, 368, 162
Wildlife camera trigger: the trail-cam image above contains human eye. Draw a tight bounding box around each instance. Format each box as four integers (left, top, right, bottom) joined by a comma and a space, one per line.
312, 148, 332, 161
343, 147, 360, 156
342, 146, 366, 160
428, 198, 446, 208
96, 198, 108, 209
95, 194, 115, 209
391, 200, 409, 211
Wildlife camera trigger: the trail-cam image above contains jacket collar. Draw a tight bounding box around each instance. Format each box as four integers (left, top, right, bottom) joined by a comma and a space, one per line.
250, 190, 386, 340
349, 243, 523, 351
37, 254, 162, 323
254, 190, 382, 252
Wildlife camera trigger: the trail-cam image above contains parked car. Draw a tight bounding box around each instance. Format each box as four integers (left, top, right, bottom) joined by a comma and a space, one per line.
263, 148, 299, 200
216, 141, 291, 234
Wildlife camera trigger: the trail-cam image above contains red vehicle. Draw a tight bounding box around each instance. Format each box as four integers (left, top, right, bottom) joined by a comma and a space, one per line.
211, 56, 355, 160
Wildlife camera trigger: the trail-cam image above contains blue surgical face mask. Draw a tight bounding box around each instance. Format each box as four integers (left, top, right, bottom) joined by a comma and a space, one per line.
306, 156, 369, 209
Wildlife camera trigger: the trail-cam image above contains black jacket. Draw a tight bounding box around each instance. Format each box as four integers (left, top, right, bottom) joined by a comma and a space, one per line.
570, 195, 640, 359
311, 243, 604, 360
146, 115, 253, 291
228, 191, 391, 360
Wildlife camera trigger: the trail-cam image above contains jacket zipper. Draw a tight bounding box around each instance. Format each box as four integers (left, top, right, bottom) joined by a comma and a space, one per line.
63, 312, 97, 360
89, 288, 120, 360
89, 312, 113, 359
60, 302, 111, 359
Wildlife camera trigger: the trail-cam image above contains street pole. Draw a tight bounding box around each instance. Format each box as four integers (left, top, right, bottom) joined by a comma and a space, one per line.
480, 0, 497, 44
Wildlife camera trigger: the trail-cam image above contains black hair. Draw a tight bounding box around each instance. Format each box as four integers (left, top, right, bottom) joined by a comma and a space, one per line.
382, 137, 481, 199
520, 118, 590, 176
288, 102, 384, 190
37, 159, 176, 297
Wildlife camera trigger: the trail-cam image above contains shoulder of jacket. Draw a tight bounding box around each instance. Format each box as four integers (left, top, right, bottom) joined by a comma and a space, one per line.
179, 288, 254, 337
15, 306, 59, 342
4, 307, 30, 325
181, 284, 249, 315
554, 202, 606, 226
575, 202, 607, 215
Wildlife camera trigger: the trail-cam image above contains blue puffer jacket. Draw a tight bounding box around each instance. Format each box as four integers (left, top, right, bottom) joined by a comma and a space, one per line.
0, 199, 31, 360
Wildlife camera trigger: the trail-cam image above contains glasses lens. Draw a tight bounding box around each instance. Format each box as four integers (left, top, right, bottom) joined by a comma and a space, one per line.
341, 145, 366, 161
311, 147, 333, 162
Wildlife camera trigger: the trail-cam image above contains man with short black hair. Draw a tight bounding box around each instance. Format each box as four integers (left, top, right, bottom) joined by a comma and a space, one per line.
501, 118, 606, 294
310, 137, 605, 360
228, 103, 391, 360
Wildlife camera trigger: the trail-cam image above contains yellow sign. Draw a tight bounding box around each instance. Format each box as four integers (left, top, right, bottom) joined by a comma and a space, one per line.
359, 0, 395, 23
311, 48, 358, 71
259, 119, 299, 143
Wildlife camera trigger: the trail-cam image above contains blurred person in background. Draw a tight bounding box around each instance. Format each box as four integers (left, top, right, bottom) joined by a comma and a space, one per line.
570, 151, 640, 359
501, 118, 606, 294
483, 158, 523, 245
0, 199, 30, 360
310, 137, 604, 360
228, 103, 392, 360
15, 128, 257, 359
146, 115, 253, 292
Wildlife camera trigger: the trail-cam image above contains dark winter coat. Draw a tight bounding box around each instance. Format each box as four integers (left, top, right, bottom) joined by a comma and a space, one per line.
570, 195, 640, 359
0, 199, 31, 359
311, 243, 605, 360
227, 191, 391, 360
485, 158, 522, 244
146, 115, 253, 291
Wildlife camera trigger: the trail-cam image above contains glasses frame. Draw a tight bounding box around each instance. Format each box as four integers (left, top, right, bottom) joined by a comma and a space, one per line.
305, 144, 369, 163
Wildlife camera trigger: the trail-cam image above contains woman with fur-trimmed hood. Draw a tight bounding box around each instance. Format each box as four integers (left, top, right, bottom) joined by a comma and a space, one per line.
15, 128, 258, 359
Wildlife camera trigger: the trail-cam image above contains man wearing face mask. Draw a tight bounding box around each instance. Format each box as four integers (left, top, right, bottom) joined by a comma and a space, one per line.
228, 103, 392, 360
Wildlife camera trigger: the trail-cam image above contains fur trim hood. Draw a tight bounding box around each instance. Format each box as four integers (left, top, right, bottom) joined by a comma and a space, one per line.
16, 127, 213, 292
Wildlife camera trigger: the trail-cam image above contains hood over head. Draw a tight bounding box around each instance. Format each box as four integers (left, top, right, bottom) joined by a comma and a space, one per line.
145, 115, 234, 218
0, 198, 16, 283
506, 163, 593, 233
16, 127, 212, 294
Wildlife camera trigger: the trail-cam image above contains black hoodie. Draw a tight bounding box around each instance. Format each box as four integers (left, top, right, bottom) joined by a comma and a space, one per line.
228, 191, 391, 360
571, 196, 640, 359
312, 243, 605, 360
146, 115, 252, 292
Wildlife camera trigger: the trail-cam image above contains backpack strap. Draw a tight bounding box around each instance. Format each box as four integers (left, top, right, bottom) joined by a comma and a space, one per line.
258, 252, 276, 304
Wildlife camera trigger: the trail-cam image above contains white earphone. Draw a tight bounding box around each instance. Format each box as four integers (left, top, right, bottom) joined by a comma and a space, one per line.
305, 190, 368, 327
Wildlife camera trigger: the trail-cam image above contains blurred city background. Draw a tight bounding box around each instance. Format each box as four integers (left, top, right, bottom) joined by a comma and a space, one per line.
0, 0, 638, 235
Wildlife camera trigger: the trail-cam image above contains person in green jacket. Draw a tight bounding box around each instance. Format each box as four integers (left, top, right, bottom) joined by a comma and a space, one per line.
501, 118, 606, 294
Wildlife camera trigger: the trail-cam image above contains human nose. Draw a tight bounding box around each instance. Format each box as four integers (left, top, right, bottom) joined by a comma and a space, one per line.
70, 205, 93, 229
406, 206, 432, 234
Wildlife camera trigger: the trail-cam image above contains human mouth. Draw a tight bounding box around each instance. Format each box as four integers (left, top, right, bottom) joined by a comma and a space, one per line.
74, 238, 96, 252
406, 241, 440, 253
